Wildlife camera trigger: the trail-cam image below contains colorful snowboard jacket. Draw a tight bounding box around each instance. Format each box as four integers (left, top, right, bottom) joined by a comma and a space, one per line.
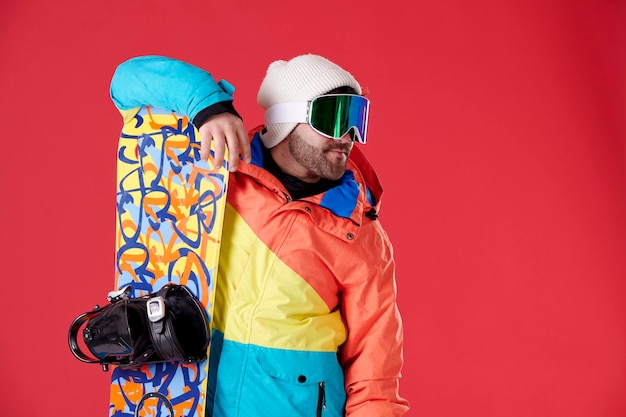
111, 56, 409, 417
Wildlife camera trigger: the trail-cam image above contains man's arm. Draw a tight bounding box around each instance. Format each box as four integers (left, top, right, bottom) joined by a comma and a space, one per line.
340, 230, 410, 417
110, 55, 250, 170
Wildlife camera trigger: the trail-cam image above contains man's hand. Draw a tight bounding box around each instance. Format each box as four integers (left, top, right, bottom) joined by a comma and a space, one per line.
198, 113, 251, 172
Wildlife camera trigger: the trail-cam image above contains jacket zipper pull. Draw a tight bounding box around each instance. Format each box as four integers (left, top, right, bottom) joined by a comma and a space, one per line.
317, 381, 326, 415
274, 188, 291, 203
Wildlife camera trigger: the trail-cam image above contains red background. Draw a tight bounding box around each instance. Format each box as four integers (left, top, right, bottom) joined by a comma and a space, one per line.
1, 1, 625, 416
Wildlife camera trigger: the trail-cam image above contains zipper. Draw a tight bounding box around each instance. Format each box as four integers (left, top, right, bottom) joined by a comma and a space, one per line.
317, 381, 326, 417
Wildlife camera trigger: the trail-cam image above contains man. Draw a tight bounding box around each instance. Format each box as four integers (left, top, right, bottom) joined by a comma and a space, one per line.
111, 54, 409, 417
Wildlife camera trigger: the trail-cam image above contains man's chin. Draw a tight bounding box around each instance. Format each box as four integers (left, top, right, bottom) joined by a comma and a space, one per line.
324, 166, 347, 181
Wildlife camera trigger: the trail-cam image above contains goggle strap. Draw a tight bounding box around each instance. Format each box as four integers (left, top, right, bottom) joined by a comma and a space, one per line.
265, 102, 309, 125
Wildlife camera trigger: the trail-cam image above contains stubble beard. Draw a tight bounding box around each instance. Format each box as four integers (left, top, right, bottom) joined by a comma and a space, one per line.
289, 130, 352, 181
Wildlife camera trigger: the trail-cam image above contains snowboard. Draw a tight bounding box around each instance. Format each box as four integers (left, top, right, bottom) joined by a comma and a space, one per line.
110, 105, 229, 417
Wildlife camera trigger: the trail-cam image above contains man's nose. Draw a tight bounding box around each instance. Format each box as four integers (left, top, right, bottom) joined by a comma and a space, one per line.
337, 129, 354, 143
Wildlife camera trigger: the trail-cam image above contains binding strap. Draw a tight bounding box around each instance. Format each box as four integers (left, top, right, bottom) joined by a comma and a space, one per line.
147, 285, 186, 362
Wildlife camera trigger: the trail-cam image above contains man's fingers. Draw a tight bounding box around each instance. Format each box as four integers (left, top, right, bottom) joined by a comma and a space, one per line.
238, 126, 252, 164
212, 134, 226, 170
226, 127, 251, 172
198, 113, 249, 171
200, 133, 212, 162
199, 124, 213, 162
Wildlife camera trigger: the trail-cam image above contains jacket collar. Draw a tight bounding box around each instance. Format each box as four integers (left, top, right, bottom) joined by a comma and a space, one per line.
235, 128, 384, 240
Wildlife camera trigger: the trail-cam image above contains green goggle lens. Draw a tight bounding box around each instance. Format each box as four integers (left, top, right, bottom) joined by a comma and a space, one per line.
309, 95, 370, 144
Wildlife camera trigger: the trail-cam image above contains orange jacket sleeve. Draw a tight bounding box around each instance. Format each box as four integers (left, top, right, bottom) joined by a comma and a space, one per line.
339, 226, 410, 416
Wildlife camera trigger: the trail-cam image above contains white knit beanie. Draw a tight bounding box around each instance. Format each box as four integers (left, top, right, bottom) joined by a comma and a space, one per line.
257, 54, 362, 148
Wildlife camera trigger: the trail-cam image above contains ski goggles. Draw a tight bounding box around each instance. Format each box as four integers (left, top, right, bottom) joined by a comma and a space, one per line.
264, 94, 370, 144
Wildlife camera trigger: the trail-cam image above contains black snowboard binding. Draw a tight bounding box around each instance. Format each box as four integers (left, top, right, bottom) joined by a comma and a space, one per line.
68, 283, 210, 371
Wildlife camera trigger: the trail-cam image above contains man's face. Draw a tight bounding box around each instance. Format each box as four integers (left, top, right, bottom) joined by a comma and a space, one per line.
288, 124, 354, 181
